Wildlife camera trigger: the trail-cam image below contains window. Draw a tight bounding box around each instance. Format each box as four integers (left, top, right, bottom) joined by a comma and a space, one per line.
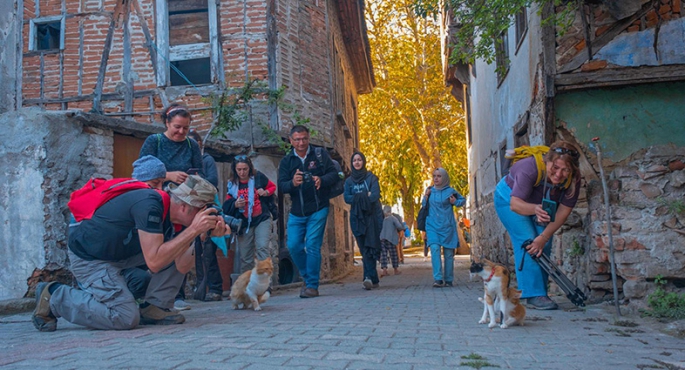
29, 17, 64, 51
499, 140, 510, 180
514, 7, 528, 54
156, 0, 220, 86
495, 30, 510, 84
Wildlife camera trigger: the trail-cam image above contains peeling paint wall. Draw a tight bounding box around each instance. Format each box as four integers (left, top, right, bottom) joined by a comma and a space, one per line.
0, 109, 109, 300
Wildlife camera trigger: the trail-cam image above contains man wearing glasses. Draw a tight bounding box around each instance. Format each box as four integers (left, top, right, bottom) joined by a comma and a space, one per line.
278, 125, 340, 298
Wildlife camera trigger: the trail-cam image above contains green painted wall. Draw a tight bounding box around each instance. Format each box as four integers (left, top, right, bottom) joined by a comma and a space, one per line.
555, 82, 685, 161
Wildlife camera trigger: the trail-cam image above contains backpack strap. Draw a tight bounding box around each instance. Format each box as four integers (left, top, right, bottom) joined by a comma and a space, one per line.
155, 190, 171, 221
314, 147, 324, 167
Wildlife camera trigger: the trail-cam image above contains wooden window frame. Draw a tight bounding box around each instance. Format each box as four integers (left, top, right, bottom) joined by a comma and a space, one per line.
29, 16, 65, 52
155, 0, 221, 87
495, 30, 510, 86
514, 7, 528, 55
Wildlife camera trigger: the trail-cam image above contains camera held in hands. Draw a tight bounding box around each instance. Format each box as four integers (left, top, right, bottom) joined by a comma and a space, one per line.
301, 171, 313, 183
541, 198, 557, 223
208, 205, 242, 234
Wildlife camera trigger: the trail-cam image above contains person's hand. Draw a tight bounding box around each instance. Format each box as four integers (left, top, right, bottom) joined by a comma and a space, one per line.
190, 208, 220, 235
313, 176, 321, 189
167, 171, 188, 184
209, 216, 231, 237
535, 204, 551, 223
449, 194, 456, 205
292, 170, 304, 187
235, 196, 247, 209
425, 188, 432, 197
257, 188, 269, 196
525, 236, 547, 257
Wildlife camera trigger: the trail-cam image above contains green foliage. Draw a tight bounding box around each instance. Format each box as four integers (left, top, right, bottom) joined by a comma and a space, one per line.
411, 0, 578, 65
361, 0, 468, 227
568, 239, 584, 257
460, 353, 500, 369
204, 79, 266, 139
657, 197, 685, 216
641, 275, 685, 320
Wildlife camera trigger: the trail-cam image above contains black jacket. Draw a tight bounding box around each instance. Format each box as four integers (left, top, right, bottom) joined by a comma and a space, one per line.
278, 146, 339, 217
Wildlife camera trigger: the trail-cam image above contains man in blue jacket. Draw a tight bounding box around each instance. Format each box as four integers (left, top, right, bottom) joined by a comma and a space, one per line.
278, 125, 339, 298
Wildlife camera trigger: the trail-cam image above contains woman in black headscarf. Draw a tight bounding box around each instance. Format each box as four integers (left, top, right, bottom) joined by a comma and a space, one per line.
343, 152, 383, 290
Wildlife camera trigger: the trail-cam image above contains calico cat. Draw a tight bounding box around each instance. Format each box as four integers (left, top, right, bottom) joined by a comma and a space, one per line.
478, 287, 526, 328
230, 258, 273, 311
469, 259, 510, 328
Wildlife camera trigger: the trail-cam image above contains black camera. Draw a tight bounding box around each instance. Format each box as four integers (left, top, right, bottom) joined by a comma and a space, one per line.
208, 205, 242, 234
301, 171, 313, 183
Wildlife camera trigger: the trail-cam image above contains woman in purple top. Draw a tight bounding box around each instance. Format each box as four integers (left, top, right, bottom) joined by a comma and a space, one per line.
494, 141, 582, 310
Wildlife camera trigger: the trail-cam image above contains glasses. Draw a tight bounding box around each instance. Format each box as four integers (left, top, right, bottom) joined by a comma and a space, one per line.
290, 137, 309, 143
552, 147, 579, 159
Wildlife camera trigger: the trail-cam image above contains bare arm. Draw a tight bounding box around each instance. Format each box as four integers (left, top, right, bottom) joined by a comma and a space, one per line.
525, 204, 573, 257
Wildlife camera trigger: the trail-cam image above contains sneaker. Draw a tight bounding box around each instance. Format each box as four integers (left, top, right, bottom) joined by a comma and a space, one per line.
444, 281, 453, 287
526, 296, 559, 310
372, 283, 380, 289
300, 288, 319, 298
362, 278, 372, 290
432, 280, 444, 288
32, 282, 58, 332
204, 292, 222, 302
299, 285, 307, 298
140, 305, 186, 325
173, 299, 191, 311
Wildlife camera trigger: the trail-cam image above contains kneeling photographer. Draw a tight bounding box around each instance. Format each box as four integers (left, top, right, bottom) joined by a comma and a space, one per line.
224, 155, 278, 274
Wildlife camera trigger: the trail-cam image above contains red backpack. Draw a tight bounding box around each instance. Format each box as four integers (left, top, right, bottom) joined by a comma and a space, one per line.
68, 178, 170, 223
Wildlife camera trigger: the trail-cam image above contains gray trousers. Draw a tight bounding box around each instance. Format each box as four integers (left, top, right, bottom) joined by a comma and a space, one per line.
236, 220, 272, 273
49, 250, 184, 330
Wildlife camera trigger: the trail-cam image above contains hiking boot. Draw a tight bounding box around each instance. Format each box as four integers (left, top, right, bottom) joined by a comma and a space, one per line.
140, 305, 186, 325
362, 278, 373, 290
444, 281, 453, 287
299, 285, 307, 298
526, 296, 559, 310
433, 280, 444, 288
204, 292, 222, 302
173, 299, 191, 311
32, 282, 58, 332
300, 288, 319, 298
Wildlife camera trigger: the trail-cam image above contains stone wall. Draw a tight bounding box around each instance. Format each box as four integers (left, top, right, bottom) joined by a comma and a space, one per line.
0, 109, 112, 300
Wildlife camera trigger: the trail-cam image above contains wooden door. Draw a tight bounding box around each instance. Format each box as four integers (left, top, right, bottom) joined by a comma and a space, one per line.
113, 134, 145, 178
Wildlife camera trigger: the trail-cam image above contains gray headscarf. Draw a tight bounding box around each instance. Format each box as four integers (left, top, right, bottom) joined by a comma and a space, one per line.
433, 168, 450, 190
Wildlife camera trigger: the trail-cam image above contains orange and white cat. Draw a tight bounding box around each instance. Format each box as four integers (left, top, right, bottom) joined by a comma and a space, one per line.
478, 287, 526, 328
469, 259, 510, 328
230, 258, 273, 311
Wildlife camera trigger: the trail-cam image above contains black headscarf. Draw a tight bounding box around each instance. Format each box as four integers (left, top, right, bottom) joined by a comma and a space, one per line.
350, 152, 368, 184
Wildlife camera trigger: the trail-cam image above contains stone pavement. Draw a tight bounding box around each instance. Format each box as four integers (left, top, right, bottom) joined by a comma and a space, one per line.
1, 256, 683, 370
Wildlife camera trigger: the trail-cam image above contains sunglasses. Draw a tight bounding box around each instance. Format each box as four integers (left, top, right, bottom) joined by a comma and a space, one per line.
552, 147, 579, 159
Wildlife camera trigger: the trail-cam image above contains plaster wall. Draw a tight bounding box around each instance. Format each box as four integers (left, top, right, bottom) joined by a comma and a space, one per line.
0, 0, 20, 113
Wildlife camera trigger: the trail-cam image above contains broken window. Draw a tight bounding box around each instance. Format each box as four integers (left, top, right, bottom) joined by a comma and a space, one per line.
30, 17, 64, 51
156, 0, 218, 86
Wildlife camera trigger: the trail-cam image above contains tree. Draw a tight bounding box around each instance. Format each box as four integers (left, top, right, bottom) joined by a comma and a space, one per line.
359, 0, 468, 229
412, 0, 576, 65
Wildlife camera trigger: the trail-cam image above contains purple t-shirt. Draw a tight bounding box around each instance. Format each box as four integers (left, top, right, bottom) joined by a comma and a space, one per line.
505, 156, 580, 208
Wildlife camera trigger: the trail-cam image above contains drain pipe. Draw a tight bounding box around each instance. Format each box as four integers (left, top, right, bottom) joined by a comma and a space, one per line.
592, 137, 621, 316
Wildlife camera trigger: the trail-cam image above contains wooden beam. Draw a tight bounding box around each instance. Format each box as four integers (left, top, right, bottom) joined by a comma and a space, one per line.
93, 0, 124, 113
123, 1, 133, 114
557, 0, 656, 74
555, 65, 685, 91
131, 0, 157, 79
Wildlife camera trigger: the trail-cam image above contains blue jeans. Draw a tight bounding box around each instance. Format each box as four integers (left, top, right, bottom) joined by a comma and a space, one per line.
429, 245, 455, 283
287, 207, 329, 289
494, 178, 552, 299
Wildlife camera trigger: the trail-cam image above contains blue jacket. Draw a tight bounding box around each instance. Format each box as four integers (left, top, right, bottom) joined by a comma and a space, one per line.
422, 186, 465, 249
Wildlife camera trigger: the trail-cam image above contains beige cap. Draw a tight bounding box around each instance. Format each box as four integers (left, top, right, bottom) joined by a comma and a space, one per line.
168, 175, 217, 208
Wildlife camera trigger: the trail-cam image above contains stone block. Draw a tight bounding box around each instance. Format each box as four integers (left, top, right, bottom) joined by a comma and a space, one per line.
622, 279, 649, 299
580, 59, 608, 72
639, 182, 663, 199
669, 169, 685, 187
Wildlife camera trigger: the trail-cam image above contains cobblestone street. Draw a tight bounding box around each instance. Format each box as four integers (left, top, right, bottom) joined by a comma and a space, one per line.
1, 256, 683, 369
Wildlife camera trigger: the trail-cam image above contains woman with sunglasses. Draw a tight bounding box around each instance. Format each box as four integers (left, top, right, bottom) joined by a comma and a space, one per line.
494, 140, 582, 310
223, 155, 277, 273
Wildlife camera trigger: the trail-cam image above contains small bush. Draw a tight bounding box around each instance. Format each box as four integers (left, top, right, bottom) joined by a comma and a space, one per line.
641, 276, 685, 320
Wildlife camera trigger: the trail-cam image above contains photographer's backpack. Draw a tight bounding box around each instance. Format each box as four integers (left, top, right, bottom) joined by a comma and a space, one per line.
504, 145, 572, 189
68, 178, 170, 223
314, 147, 345, 198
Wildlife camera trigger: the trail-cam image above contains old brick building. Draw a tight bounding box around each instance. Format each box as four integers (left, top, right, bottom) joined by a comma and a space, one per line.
442, 0, 685, 310
0, 0, 374, 300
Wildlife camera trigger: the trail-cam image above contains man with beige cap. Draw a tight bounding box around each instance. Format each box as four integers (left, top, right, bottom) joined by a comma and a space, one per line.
32, 175, 228, 331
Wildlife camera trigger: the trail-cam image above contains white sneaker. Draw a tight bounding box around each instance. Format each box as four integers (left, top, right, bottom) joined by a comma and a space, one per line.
362, 278, 372, 290
173, 299, 191, 311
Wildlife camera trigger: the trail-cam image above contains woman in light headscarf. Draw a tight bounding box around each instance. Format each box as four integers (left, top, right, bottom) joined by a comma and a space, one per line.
422, 168, 465, 287
343, 152, 383, 290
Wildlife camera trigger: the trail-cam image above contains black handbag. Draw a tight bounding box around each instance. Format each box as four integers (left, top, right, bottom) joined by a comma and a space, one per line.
416, 192, 431, 231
